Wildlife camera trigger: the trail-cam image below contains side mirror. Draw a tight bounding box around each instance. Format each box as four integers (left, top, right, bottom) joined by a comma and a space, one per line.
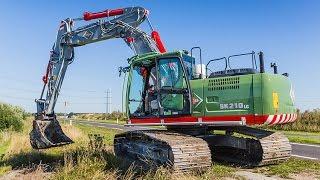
118, 66, 130, 77
270, 62, 278, 74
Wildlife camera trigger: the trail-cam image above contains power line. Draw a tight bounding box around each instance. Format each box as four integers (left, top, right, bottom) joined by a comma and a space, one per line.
0, 75, 108, 94
0, 86, 106, 99
0, 94, 106, 104
0, 75, 41, 85
0, 87, 39, 93
0, 95, 34, 101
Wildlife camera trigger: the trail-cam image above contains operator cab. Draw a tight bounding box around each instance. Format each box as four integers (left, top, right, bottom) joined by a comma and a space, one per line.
126, 52, 194, 119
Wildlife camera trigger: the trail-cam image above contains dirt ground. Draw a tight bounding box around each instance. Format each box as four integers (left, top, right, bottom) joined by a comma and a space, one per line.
0, 168, 51, 180
1, 169, 319, 180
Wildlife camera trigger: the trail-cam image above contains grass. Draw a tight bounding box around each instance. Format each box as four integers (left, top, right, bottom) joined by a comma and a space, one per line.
280, 130, 320, 145
1, 118, 320, 179
0, 118, 237, 179
50, 124, 237, 179
204, 164, 236, 179
74, 123, 120, 145
60, 117, 126, 125
0, 136, 11, 176
260, 127, 320, 145
0, 132, 11, 155
74, 118, 126, 125
254, 158, 320, 178
71, 112, 127, 125
0, 118, 88, 176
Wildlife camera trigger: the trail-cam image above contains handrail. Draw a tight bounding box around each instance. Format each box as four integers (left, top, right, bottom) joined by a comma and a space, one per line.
206, 51, 258, 77
227, 51, 256, 70
190, 47, 202, 78
205, 57, 227, 77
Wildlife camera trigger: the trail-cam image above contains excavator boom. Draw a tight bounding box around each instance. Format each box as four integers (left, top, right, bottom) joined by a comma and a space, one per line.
30, 6, 165, 149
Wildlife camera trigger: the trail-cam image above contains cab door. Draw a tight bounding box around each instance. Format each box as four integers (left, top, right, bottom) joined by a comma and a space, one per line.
157, 57, 191, 116
127, 66, 146, 117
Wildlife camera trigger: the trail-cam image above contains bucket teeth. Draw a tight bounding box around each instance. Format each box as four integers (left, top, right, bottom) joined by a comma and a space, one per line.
29, 118, 73, 149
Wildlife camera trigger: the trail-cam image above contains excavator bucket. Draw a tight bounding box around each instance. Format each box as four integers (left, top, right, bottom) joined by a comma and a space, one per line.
30, 118, 73, 149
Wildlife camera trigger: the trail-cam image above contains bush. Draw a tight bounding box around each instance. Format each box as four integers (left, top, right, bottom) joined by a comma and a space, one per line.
0, 103, 27, 132
270, 109, 320, 132
76, 111, 127, 122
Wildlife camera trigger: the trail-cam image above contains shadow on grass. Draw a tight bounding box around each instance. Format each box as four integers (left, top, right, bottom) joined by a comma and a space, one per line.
0, 133, 173, 179
0, 147, 148, 178
0, 150, 64, 172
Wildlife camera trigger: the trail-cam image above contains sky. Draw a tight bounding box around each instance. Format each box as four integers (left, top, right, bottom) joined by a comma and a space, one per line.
0, 0, 319, 113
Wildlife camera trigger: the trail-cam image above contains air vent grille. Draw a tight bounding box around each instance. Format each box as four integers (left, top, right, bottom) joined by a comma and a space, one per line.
208, 77, 240, 91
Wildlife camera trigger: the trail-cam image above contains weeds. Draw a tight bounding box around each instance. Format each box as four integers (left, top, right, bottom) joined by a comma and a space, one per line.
88, 134, 106, 151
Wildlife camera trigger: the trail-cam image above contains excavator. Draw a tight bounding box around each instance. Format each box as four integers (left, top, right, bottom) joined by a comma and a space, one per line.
30, 6, 297, 172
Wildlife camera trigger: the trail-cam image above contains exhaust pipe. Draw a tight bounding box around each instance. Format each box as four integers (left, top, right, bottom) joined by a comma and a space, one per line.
259, 51, 265, 73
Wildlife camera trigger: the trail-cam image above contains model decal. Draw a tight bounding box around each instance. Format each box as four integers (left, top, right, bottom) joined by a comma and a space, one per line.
219, 103, 249, 110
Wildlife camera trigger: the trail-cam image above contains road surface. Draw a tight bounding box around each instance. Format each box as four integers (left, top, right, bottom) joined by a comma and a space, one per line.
67, 119, 320, 161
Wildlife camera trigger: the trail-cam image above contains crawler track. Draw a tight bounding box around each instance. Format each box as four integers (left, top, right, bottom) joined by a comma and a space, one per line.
257, 132, 291, 165
203, 127, 291, 166
114, 130, 212, 173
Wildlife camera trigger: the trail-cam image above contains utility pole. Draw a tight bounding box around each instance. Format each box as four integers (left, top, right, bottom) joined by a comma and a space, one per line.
109, 88, 112, 114
105, 90, 108, 120
64, 101, 67, 124
105, 89, 112, 120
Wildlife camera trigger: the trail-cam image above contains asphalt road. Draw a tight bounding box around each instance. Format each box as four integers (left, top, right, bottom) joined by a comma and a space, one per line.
68, 119, 320, 161
291, 143, 320, 160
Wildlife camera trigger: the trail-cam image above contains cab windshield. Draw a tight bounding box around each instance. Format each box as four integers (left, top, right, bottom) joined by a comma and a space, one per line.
158, 57, 185, 89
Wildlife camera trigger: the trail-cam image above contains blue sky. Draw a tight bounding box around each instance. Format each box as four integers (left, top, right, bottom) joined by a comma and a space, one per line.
0, 0, 319, 113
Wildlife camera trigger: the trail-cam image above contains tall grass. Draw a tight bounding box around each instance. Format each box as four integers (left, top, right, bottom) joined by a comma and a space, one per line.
0, 103, 29, 168
270, 109, 320, 132
53, 145, 235, 180
1, 118, 320, 179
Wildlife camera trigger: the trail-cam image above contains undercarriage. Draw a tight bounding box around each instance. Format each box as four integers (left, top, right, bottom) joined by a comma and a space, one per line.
114, 130, 212, 172
114, 126, 291, 173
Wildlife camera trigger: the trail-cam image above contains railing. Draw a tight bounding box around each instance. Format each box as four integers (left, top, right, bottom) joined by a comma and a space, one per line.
206, 51, 258, 77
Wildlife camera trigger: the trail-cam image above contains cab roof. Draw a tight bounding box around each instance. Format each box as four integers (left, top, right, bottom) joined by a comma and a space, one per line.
127, 51, 187, 65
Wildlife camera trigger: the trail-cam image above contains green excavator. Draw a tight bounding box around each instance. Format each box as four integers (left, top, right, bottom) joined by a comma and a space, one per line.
30, 6, 296, 172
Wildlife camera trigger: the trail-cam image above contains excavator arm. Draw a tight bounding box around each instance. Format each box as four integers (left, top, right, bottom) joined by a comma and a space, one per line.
30, 6, 166, 149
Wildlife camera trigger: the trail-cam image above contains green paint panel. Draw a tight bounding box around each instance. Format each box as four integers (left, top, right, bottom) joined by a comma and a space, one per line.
260, 73, 296, 115
190, 80, 204, 116
203, 75, 254, 116
190, 73, 296, 117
